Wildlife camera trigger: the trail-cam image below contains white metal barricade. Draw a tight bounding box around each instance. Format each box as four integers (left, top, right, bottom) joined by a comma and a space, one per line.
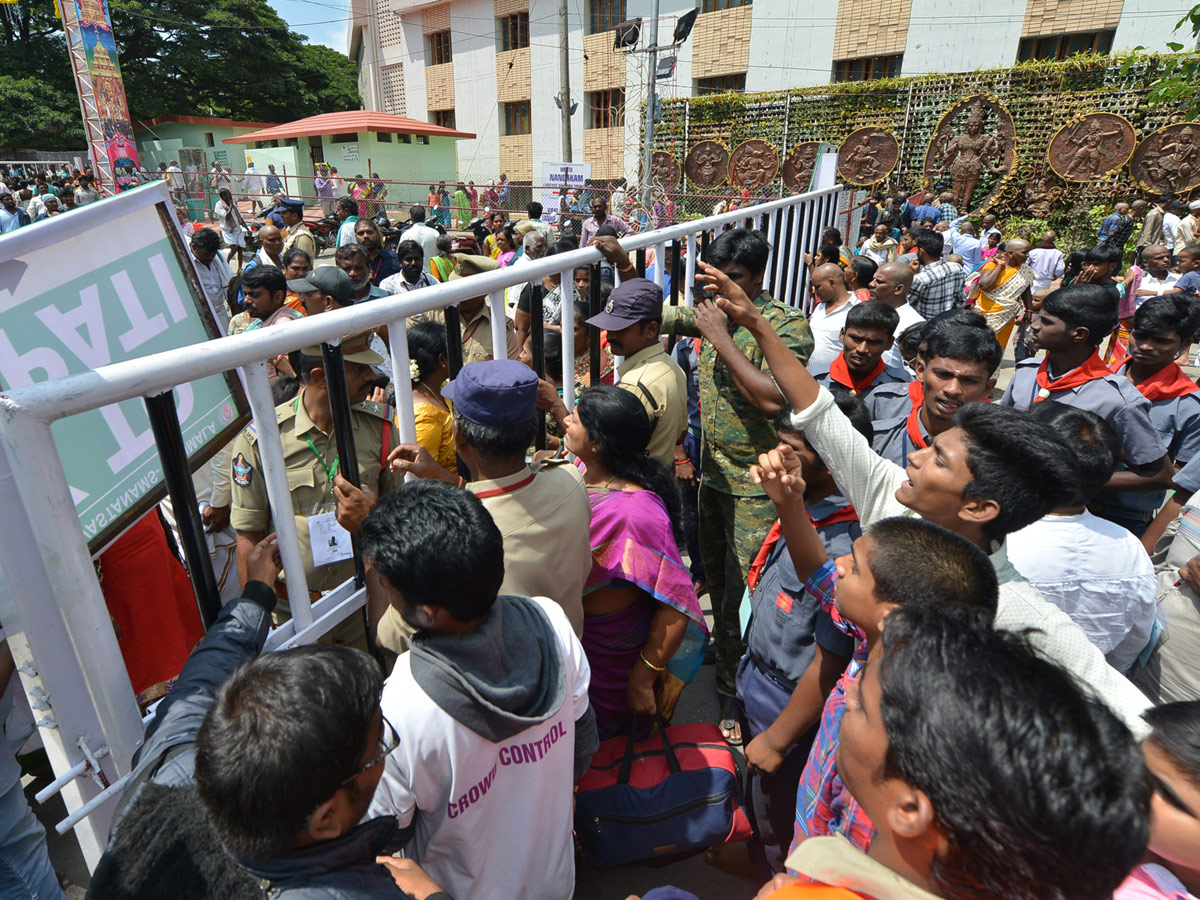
0, 184, 841, 869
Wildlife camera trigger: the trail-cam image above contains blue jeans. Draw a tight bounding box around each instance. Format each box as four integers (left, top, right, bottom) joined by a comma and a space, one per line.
0, 778, 66, 900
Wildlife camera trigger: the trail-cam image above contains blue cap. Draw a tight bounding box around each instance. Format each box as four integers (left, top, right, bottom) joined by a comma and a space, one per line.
280, 198, 305, 213
441, 359, 538, 426
586, 277, 663, 330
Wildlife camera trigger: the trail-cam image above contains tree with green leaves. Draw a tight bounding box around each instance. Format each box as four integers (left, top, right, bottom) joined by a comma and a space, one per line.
1126, 4, 1200, 117
0, 0, 361, 151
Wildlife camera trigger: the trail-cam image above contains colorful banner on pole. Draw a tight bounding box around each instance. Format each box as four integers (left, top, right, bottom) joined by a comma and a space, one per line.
72, 0, 140, 190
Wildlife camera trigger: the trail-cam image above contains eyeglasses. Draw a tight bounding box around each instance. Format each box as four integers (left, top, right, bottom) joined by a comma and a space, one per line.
337, 714, 400, 790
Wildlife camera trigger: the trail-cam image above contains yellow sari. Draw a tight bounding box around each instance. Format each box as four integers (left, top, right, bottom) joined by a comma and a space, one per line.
976, 262, 1035, 350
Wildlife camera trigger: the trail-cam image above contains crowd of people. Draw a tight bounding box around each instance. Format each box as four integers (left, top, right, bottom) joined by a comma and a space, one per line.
5, 160, 1200, 900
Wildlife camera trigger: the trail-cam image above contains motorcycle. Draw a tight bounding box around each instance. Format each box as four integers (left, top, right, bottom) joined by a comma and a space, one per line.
311, 213, 341, 253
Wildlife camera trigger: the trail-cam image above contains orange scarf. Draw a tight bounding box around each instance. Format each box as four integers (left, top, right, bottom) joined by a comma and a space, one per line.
828, 353, 886, 397
1110, 356, 1200, 402
1034, 353, 1112, 402
905, 403, 928, 451
747, 506, 861, 592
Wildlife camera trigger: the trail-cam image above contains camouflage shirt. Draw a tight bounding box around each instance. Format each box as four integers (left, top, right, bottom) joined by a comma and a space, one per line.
663, 291, 814, 495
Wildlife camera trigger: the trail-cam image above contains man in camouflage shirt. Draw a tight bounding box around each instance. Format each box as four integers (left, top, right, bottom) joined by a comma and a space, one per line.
663, 229, 814, 739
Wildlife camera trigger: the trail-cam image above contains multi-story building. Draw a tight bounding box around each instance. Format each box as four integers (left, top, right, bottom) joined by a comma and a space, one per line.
348, 0, 1193, 184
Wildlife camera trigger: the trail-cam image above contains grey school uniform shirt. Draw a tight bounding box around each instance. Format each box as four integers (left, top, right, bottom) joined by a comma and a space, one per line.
1000, 357, 1167, 466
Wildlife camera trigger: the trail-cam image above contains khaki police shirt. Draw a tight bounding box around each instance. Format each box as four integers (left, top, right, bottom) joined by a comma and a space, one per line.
283, 223, 317, 261
616, 342, 688, 467
411, 303, 522, 366
229, 389, 399, 593
375, 458, 591, 653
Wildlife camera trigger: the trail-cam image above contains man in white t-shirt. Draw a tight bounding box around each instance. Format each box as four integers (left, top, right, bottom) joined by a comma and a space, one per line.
1007, 403, 1157, 674
403, 204, 441, 267
805, 262, 857, 372
364, 480, 597, 900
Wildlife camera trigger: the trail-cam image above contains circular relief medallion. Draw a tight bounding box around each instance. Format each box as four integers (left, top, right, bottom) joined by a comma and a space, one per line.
728, 139, 780, 190
685, 140, 730, 188
923, 95, 1017, 213
782, 141, 821, 194
1048, 113, 1136, 183
837, 128, 899, 186
649, 150, 680, 191
1130, 122, 1200, 194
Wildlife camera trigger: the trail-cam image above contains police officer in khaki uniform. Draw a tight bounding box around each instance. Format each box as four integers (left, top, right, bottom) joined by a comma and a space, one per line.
364, 359, 592, 652
279, 198, 317, 261
410, 255, 522, 365
229, 331, 400, 605
584, 277, 687, 467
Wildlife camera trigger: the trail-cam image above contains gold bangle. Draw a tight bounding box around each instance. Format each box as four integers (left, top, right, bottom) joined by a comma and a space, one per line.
639, 652, 665, 673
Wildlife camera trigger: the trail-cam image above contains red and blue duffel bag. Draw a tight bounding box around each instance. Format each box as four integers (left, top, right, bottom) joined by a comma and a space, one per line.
574, 717, 753, 868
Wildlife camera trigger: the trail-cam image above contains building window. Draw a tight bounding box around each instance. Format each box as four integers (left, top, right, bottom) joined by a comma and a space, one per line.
832, 54, 903, 82
502, 100, 531, 136
588, 0, 625, 34
378, 132, 393, 142
330, 132, 358, 143
432, 109, 457, 129
427, 30, 452, 65
587, 88, 625, 129
418, 135, 430, 144
498, 12, 530, 51
701, 0, 750, 11
695, 73, 745, 94
1017, 30, 1114, 61
399, 133, 412, 144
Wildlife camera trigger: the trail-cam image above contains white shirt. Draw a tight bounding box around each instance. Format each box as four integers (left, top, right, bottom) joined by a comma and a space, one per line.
405, 221, 441, 267
882, 301, 925, 370
241, 165, 262, 194
1027, 246, 1065, 283
191, 250, 233, 331
336, 217, 359, 249
1140, 270, 1180, 298
24, 195, 46, 219
371, 596, 589, 900
1007, 510, 1157, 674
1163, 213, 1181, 251
806, 297, 857, 372
165, 165, 183, 190
788, 386, 1152, 737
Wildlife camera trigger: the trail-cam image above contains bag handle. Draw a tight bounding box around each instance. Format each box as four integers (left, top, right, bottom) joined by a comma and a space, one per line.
616, 714, 682, 785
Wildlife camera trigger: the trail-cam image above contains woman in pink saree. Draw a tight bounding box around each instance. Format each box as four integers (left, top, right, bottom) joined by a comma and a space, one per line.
564, 386, 708, 738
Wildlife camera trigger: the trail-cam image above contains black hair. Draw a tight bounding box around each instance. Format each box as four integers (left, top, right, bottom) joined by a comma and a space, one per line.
877, 604, 1151, 900
914, 228, 944, 260
818, 244, 842, 265
1179, 243, 1200, 261
335, 242, 369, 266
294, 352, 323, 384
1085, 243, 1124, 267
1144, 701, 1200, 784
705, 228, 769, 276
780, 394, 874, 444
537, 329, 565, 382
282, 247, 313, 270
454, 409, 538, 459
1029, 401, 1121, 505
409, 204, 426, 222
194, 645, 383, 859
576, 386, 682, 540
898, 323, 925, 358
408, 319, 447, 383
1041, 284, 1120, 347
337, 197, 358, 215
923, 322, 1004, 375
240, 264, 286, 297
820, 226, 843, 246
528, 200, 543, 218
847, 255, 878, 288
360, 481, 504, 620
595, 224, 619, 238
954, 403, 1082, 542
865, 517, 999, 618
396, 239, 423, 262
271, 374, 300, 405
190, 228, 220, 253
1063, 250, 1088, 286
925, 308, 991, 335
845, 299, 900, 337
1133, 293, 1200, 343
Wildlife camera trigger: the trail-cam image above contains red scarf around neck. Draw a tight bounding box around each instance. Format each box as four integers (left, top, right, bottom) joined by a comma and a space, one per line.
747, 505, 861, 592
1034, 353, 1111, 402
908, 380, 924, 408
905, 403, 929, 451
829, 353, 886, 397
1110, 356, 1200, 402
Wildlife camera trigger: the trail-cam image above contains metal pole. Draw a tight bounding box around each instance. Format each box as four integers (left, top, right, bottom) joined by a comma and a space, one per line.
532, 291, 547, 451
559, 0, 573, 162
589, 264, 602, 385
319, 342, 366, 590
143, 391, 221, 629
639, 0, 660, 211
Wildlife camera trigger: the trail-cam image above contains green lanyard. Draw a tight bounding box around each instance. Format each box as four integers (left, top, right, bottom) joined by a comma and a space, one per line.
296, 399, 339, 491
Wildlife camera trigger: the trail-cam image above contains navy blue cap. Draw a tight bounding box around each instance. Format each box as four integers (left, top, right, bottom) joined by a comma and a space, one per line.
441, 359, 538, 426
280, 198, 305, 212
586, 277, 663, 330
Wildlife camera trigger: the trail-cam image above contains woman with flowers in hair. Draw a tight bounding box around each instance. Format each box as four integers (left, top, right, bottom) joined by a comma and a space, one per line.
408, 319, 457, 474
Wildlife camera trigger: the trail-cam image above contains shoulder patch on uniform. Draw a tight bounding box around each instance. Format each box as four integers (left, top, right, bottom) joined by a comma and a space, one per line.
232, 453, 254, 487
353, 400, 394, 420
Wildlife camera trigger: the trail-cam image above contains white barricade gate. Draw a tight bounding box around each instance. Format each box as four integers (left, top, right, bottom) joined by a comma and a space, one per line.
0, 183, 842, 869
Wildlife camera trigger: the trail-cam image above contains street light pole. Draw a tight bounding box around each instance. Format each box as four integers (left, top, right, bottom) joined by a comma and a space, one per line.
559, 0, 573, 161
639, 0, 660, 210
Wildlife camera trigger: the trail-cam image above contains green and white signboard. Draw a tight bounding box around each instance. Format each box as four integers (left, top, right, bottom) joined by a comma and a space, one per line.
0, 182, 248, 553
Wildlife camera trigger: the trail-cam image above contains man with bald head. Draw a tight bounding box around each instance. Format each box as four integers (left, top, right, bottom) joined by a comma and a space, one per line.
255, 224, 284, 268
806, 262, 856, 371
1027, 230, 1065, 294
870, 260, 924, 370
976, 237, 1035, 351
